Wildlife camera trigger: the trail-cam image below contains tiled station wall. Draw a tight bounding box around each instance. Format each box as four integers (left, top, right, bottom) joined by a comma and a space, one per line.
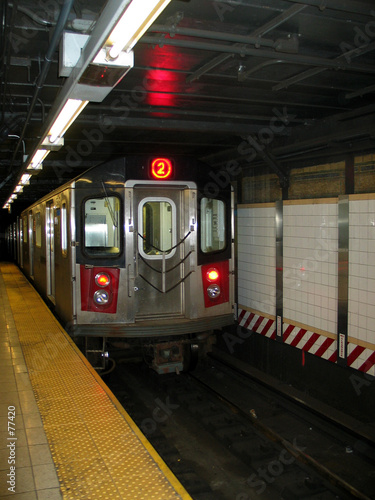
237, 194, 375, 377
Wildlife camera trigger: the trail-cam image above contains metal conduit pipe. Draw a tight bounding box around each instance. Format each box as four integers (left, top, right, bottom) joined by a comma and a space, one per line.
9, 0, 75, 172
7, 3, 56, 26
141, 36, 375, 75
285, 0, 372, 16
151, 25, 277, 49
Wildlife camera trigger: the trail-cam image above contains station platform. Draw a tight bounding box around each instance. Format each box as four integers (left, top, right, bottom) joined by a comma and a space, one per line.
0, 263, 192, 500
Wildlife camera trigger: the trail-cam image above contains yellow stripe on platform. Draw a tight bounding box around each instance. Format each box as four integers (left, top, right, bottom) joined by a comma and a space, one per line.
1, 263, 192, 500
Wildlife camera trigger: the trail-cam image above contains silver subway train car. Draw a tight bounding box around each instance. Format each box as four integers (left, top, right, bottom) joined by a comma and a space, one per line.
16, 156, 235, 373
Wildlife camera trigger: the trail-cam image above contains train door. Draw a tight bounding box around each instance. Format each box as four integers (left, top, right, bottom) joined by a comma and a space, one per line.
46, 201, 55, 301
129, 185, 193, 320
28, 211, 34, 278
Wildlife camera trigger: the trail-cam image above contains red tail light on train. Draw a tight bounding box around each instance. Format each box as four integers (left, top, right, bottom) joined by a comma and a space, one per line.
95, 272, 111, 288
80, 266, 119, 313
201, 261, 230, 308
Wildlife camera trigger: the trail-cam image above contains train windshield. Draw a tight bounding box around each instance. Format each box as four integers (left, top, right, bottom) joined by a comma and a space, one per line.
200, 198, 226, 253
84, 196, 121, 256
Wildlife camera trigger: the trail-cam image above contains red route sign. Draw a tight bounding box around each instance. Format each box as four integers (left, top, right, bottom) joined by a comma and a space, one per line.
150, 158, 173, 179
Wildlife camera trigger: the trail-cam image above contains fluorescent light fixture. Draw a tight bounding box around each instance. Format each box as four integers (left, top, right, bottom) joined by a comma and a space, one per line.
10, 194, 17, 200
20, 173, 31, 185
106, 0, 172, 60
92, 48, 134, 67
14, 186, 23, 193
27, 149, 49, 170
47, 98, 88, 143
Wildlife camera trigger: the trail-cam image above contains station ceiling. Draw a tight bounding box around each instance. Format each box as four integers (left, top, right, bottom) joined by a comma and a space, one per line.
1, 0, 375, 213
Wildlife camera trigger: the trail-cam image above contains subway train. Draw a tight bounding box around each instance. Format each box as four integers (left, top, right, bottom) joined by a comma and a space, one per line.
9, 156, 235, 373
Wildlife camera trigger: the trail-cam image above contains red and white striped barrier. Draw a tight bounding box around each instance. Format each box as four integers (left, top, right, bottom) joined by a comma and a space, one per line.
238, 309, 276, 339
347, 343, 375, 376
238, 308, 375, 376
282, 323, 337, 363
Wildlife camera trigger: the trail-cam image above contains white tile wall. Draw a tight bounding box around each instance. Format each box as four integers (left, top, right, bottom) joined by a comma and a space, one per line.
237, 198, 375, 365
348, 199, 375, 345
237, 206, 276, 316
283, 202, 338, 334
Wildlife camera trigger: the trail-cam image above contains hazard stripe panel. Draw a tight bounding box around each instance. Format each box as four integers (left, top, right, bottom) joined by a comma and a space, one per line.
238, 308, 375, 377
0, 263, 192, 500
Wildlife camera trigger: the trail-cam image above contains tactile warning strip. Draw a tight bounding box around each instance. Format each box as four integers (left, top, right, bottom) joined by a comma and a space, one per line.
1, 263, 192, 500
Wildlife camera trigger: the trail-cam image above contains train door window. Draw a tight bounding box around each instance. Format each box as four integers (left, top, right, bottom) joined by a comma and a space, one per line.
200, 198, 226, 253
139, 198, 176, 259
84, 196, 121, 256
61, 203, 67, 257
23, 217, 27, 243
35, 212, 42, 247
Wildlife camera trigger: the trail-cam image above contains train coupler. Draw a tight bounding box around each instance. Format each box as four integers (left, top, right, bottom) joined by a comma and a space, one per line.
149, 341, 184, 375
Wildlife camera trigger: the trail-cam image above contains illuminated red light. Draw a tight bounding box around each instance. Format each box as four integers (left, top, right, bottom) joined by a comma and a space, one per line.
95, 273, 110, 287
150, 158, 173, 179
206, 268, 219, 282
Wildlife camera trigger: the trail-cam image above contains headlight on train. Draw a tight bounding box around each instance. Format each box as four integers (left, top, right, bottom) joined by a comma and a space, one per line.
93, 289, 110, 305
95, 272, 110, 287
207, 284, 221, 299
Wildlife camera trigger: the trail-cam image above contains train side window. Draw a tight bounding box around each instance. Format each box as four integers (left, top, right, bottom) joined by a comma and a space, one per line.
23, 217, 27, 243
200, 198, 226, 253
139, 198, 176, 259
83, 196, 121, 256
35, 212, 42, 248
61, 203, 67, 257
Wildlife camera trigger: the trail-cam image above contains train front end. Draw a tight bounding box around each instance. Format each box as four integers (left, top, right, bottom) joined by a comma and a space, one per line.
73, 156, 234, 373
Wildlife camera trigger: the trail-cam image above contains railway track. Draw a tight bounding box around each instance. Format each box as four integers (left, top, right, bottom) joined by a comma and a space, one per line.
106, 355, 375, 500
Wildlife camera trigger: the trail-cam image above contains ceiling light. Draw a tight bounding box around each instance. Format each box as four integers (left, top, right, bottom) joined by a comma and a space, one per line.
47, 99, 89, 144
20, 174, 31, 185
27, 149, 49, 170
105, 0, 172, 60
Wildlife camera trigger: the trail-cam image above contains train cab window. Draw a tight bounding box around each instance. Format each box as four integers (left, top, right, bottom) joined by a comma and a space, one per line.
84, 196, 121, 256
139, 198, 176, 259
35, 212, 42, 248
200, 198, 226, 253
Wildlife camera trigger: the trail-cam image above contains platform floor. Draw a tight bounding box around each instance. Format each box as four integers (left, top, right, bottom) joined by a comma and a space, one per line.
0, 263, 192, 500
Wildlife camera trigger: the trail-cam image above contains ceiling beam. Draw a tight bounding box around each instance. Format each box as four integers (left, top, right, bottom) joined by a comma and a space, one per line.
185, 4, 307, 83
271, 112, 375, 156
285, 0, 374, 16
143, 36, 375, 75
95, 116, 263, 135
273, 41, 375, 91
